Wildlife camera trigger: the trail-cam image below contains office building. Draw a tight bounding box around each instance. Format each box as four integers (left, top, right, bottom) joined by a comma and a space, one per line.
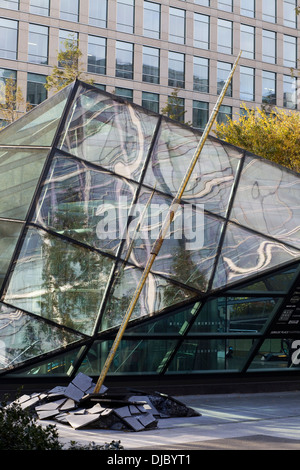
0, 0, 298, 129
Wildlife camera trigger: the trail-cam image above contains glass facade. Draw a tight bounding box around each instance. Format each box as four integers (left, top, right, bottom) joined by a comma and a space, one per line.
0, 81, 300, 382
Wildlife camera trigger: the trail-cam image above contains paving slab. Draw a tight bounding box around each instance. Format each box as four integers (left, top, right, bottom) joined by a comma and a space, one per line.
37, 390, 300, 450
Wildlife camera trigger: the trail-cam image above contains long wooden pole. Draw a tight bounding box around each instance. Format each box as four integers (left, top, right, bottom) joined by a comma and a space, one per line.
94, 51, 242, 393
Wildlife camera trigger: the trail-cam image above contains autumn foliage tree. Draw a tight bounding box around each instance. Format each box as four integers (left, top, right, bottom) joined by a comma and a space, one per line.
0, 77, 29, 127
214, 104, 300, 173
45, 35, 93, 93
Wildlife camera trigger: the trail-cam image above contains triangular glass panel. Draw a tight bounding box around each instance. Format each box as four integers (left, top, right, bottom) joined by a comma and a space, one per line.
100, 263, 198, 331
230, 154, 300, 249
0, 302, 83, 373
0, 147, 49, 219
58, 84, 159, 182
0, 83, 72, 146
0, 220, 23, 290
32, 152, 137, 257
212, 222, 300, 290
143, 119, 243, 216
227, 263, 300, 294
8, 346, 84, 377
120, 186, 224, 292
3, 226, 116, 336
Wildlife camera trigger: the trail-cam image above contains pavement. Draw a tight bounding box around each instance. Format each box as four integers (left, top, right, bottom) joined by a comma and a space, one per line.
40, 390, 300, 451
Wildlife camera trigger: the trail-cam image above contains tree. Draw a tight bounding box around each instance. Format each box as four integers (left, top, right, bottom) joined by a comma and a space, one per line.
0, 77, 29, 127
45, 35, 93, 93
161, 88, 191, 125
214, 104, 300, 173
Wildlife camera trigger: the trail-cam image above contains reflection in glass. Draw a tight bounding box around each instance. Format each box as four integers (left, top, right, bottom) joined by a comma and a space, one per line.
0, 148, 48, 219
213, 222, 300, 289
0, 302, 81, 371
228, 265, 300, 294
189, 296, 281, 334
0, 84, 71, 146
101, 263, 197, 331
33, 154, 137, 256
4, 227, 114, 335
231, 156, 300, 249
58, 85, 158, 182
10, 347, 83, 377
120, 188, 224, 291
144, 119, 242, 216
0, 221, 23, 290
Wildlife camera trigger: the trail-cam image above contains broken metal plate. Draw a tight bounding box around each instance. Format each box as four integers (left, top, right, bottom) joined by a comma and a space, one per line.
64, 383, 85, 402
66, 413, 101, 430
122, 416, 145, 432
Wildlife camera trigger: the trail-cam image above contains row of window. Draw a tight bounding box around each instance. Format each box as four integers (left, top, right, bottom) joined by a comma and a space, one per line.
1, 20, 296, 110
0, 16, 297, 76
198, 0, 297, 28
1, 0, 297, 30
0, 65, 296, 133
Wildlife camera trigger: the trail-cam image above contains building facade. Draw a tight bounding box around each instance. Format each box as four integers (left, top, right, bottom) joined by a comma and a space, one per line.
0, 0, 299, 129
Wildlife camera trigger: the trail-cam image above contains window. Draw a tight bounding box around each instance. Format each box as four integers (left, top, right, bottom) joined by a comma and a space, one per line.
168, 51, 185, 88
283, 0, 297, 28
217, 62, 232, 96
0, 68, 16, 118
60, 0, 79, 22
218, 19, 232, 55
218, 0, 232, 12
262, 30, 276, 64
194, 13, 209, 50
195, 0, 209, 5
262, 71, 276, 105
169, 7, 185, 45
88, 36, 106, 75
89, 0, 107, 28
0, 0, 18, 10
58, 30, 78, 67
240, 0, 255, 17
240, 66, 255, 101
217, 105, 232, 124
27, 73, 47, 106
115, 87, 133, 102
143, 46, 160, 84
30, 0, 49, 16
28, 24, 48, 65
143, 1, 160, 39
240, 25, 255, 60
165, 94, 185, 123
0, 68, 16, 105
193, 101, 209, 129
0, 18, 18, 60
262, 0, 276, 23
283, 75, 297, 109
193, 57, 209, 93
116, 41, 134, 79
117, 0, 134, 34
142, 91, 159, 113
283, 35, 297, 68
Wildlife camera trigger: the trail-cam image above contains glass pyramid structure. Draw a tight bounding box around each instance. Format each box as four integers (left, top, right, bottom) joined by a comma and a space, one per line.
0, 80, 300, 381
